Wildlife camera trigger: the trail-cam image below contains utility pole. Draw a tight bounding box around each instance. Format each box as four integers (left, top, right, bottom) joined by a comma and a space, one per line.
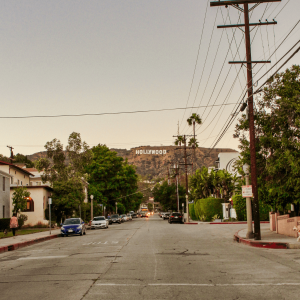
7, 146, 14, 164
210, 0, 280, 240
173, 134, 193, 222
170, 164, 180, 212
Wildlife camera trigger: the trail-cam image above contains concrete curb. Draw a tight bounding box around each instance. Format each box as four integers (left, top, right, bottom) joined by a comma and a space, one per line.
234, 230, 289, 249
184, 222, 198, 225
0, 234, 60, 253
210, 221, 270, 225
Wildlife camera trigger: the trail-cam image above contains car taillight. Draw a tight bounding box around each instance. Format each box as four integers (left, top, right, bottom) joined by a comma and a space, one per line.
179, 216, 182, 218
171, 216, 174, 218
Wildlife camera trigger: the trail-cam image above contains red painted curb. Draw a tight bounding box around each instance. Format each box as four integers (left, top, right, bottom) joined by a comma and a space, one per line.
3, 234, 60, 253
210, 221, 270, 225
234, 230, 288, 249
0, 246, 8, 253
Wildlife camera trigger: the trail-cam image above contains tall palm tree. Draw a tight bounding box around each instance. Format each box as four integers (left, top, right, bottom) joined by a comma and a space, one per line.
174, 135, 186, 146
187, 113, 202, 171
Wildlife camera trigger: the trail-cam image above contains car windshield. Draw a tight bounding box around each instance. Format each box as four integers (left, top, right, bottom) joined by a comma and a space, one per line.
111, 214, 119, 218
172, 213, 181, 216
64, 219, 80, 225
121, 215, 126, 217
93, 217, 105, 221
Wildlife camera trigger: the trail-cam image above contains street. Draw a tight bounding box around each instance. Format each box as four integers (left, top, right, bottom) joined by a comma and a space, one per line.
0, 215, 300, 300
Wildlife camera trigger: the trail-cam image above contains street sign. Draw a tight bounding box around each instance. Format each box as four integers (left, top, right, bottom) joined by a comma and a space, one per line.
48, 198, 52, 205
242, 185, 253, 198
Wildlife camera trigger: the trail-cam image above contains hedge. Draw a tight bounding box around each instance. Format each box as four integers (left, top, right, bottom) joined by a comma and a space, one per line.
232, 194, 271, 221
189, 203, 196, 221
194, 198, 223, 222
0, 218, 11, 231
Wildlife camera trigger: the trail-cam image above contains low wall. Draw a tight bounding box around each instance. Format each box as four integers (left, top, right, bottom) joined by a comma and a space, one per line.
277, 215, 300, 238
269, 212, 276, 231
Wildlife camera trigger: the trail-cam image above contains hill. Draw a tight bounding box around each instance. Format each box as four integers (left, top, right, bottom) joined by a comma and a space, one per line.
27, 146, 237, 179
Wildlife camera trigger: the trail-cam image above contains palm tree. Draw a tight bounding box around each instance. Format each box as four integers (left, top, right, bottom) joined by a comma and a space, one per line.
174, 135, 186, 146
188, 138, 199, 148
187, 113, 202, 171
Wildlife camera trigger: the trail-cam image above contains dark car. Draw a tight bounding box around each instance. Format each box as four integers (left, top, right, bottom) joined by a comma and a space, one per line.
168, 212, 183, 224
111, 214, 121, 224
61, 218, 86, 236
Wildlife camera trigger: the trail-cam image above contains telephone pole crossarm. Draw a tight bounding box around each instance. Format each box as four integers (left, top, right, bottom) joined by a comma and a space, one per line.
217, 21, 277, 28
229, 61, 271, 64
210, 0, 281, 7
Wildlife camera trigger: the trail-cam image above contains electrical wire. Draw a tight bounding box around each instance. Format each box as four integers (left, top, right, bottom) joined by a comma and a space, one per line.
0, 103, 238, 120
179, 0, 210, 129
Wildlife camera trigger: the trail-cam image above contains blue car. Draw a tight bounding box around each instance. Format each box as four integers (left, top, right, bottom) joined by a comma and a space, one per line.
61, 218, 86, 237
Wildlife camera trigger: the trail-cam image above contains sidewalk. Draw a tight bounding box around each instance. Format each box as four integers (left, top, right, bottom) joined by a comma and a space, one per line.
0, 229, 61, 253
235, 225, 300, 249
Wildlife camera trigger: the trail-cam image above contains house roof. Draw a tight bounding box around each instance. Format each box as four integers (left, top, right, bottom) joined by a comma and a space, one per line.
0, 169, 13, 178
0, 161, 34, 176
24, 168, 39, 173
10, 185, 53, 191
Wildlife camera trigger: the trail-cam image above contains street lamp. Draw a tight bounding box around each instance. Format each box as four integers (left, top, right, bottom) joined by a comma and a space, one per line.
90, 195, 94, 221
243, 164, 254, 239
115, 202, 118, 214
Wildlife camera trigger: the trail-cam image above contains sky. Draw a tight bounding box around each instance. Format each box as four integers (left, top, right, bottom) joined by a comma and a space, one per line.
0, 0, 299, 156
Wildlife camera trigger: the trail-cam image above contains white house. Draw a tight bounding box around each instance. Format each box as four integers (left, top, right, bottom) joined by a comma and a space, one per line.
215, 152, 240, 175
0, 169, 12, 218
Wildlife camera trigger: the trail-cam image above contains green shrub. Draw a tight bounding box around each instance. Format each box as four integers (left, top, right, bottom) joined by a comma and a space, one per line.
194, 198, 223, 222
232, 195, 246, 221
0, 218, 10, 231
189, 203, 196, 220
18, 214, 28, 229
232, 194, 271, 221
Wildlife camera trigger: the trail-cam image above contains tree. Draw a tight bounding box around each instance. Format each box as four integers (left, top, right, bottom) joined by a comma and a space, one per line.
86, 144, 142, 213
189, 166, 238, 201
148, 203, 153, 212
152, 181, 185, 211
14, 154, 34, 168
35, 132, 92, 221
235, 65, 300, 214
187, 113, 202, 164
12, 187, 30, 214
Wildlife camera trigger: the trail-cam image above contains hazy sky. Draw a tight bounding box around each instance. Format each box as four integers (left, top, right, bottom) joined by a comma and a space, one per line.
1, 0, 299, 156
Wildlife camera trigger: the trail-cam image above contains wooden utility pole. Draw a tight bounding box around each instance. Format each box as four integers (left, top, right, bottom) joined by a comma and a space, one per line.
173, 134, 193, 222
210, 0, 280, 240
7, 146, 14, 164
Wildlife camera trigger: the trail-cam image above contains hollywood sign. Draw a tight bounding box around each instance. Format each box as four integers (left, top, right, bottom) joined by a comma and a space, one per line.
136, 149, 167, 155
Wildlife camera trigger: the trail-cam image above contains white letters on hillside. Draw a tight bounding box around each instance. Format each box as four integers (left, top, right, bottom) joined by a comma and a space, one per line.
136, 149, 167, 155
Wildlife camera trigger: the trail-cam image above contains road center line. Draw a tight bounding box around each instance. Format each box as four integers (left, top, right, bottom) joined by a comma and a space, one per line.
18, 256, 68, 260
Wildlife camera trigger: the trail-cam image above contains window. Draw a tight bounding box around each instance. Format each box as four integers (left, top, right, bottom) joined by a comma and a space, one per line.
17, 179, 19, 185
2, 177, 5, 192
15, 171, 16, 175
11, 177, 13, 184
24, 175, 25, 178
24, 198, 34, 212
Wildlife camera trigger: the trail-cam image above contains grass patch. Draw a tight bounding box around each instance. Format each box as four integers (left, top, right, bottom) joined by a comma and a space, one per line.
0, 228, 50, 239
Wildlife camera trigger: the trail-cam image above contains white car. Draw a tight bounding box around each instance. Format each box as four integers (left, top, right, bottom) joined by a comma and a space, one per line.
91, 216, 109, 229
127, 214, 132, 220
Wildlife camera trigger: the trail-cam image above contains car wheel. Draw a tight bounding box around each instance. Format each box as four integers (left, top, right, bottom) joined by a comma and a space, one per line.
66, 234, 68, 237
83, 229, 86, 235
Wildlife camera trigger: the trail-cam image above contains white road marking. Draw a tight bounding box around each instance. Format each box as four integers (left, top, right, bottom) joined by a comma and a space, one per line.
83, 241, 118, 245
18, 256, 68, 260
95, 283, 300, 287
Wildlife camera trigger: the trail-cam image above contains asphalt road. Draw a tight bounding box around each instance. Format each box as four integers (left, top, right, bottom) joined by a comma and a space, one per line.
0, 214, 300, 300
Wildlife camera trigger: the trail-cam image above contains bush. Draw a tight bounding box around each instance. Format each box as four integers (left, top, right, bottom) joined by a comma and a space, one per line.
18, 214, 28, 229
232, 195, 246, 221
189, 203, 196, 220
194, 198, 223, 222
232, 194, 272, 221
0, 218, 10, 231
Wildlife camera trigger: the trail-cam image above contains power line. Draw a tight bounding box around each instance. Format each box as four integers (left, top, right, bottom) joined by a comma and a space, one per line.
179, 0, 210, 130
0, 103, 238, 120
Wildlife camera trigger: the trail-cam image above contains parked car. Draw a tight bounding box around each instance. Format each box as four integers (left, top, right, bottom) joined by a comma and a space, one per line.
91, 216, 109, 229
61, 218, 86, 236
120, 214, 128, 221
106, 215, 113, 225
168, 212, 184, 224
129, 211, 137, 218
127, 214, 132, 220
163, 213, 170, 220
111, 214, 121, 224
